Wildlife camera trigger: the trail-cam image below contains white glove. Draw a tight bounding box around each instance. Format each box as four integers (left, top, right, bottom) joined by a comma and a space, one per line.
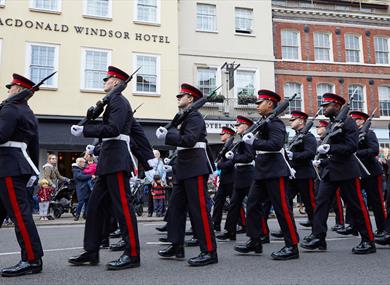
163, 165, 172, 172
286, 150, 293, 160
85, 144, 95, 154
156, 127, 168, 140
242, 132, 255, 145
148, 158, 159, 168
71, 125, 84, 137
317, 144, 330, 154
225, 151, 234, 160
312, 159, 321, 167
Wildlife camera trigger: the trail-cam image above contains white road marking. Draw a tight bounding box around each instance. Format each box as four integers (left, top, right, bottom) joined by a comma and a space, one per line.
0, 247, 83, 257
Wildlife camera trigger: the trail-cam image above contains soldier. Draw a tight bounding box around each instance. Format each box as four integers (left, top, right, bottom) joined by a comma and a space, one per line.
301, 93, 375, 254
0, 74, 43, 277
68, 66, 156, 270
234, 90, 300, 260
156, 83, 217, 266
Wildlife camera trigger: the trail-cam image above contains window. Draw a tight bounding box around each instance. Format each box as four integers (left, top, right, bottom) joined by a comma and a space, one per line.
284, 82, 302, 114
281, 30, 300, 60
348, 85, 365, 111
26, 43, 59, 88
135, 0, 160, 24
345, 34, 361, 63
196, 3, 217, 32
379, 86, 390, 117
235, 70, 257, 105
197, 68, 217, 96
314, 32, 332, 62
81, 48, 111, 91
316, 83, 334, 115
0, 0, 5, 6
134, 53, 160, 95
235, 7, 253, 34
31, 0, 61, 12
84, 0, 111, 18
374, 37, 389, 65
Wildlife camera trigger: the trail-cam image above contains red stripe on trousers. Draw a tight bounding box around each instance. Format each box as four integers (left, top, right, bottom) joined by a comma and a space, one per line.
261, 217, 269, 236
335, 189, 344, 225
197, 176, 213, 252
376, 175, 387, 220
5, 177, 36, 262
279, 177, 299, 245
240, 207, 246, 226
355, 178, 374, 241
308, 178, 316, 211
116, 172, 137, 257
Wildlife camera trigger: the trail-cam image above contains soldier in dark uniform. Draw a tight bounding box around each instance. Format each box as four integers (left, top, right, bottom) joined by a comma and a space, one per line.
337, 111, 386, 237
212, 127, 236, 232
0, 74, 43, 277
301, 93, 375, 254
234, 90, 300, 260
68, 66, 156, 270
156, 83, 217, 266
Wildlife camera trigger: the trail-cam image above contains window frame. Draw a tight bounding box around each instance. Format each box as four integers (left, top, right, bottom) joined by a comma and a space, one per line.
283, 82, 304, 115
196, 3, 217, 33
234, 68, 259, 107
134, 0, 161, 25
313, 32, 333, 62
344, 33, 363, 63
25, 42, 59, 89
235, 7, 253, 35
348, 84, 367, 112
132, 52, 161, 96
374, 36, 390, 65
29, 0, 62, 13
281, 29, 301, 61
0, 0, 5, 7
316, 83, 335, 117
83, 0, 112, 20
378, 85, 390, 118
196, 66, 219, 97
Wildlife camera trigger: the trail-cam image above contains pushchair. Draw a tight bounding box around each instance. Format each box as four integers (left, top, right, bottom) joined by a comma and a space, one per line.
130, 178, 145, 217
49, 180, 77, 219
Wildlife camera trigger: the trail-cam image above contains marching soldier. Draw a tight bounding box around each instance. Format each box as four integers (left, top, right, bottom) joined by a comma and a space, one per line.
68, 66, 156, 270
156, 83, 218, 266
301, 93, 375, 254
234, 90, 300, 260
0, 74, 43, 277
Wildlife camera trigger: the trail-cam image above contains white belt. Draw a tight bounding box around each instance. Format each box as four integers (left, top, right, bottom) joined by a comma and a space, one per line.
0, 141, 40, 175
235, 161, 255, 167
177, 142, 206, 151
255, 148, 296, 178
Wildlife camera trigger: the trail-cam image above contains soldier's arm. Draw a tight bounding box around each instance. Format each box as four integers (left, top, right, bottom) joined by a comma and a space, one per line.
328, 119, 358, 156
252, 120, 285, 151
0, 104, 18, 143
233, 143, 255, 163
165, 112, 201, 147
130, 119, 154, 170
356, 131, 379, 159
292, 134, 316, 162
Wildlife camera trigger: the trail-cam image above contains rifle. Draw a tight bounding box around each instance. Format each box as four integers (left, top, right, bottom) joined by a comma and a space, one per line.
78, 67, 141, 126
215, 134, 236, 163
133, 103, 144, 115
358, 108, 377, 143
164, 85, 222, 130
0, 71, 57, 111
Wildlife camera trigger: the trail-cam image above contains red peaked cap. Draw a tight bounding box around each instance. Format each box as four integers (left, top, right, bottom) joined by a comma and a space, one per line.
103, 66, 129, 82
177, 83, 203, 101
289, 110, 308, 121
316, 120, 329, 128
219, 127, 235, 136
256, 89, 281, 104
350, 111, 369, 120
321, 93, 345, 106
235, 115, 254, 127
6, 73, 35, 90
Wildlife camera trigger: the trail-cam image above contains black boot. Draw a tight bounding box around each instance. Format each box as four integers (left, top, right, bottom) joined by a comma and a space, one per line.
331, 224, 345, 232
155, 224, 167, 232
100, 238, 110, 249
271, 245, 299, 260
184, 238, 199, 247
260, 235, 270, 244
375, 233, 390, 245
336, 225, 358, 236
216, 231, 236, 241
352, 241, 376, 254
188, 251, 218, 266
214, 224, 221, 232
106, 255, 140, 270
374, 230, 385, 238
73, 215, 79, 221
299, 220, 312, 228
158, 244, 185, 258
1, 259, 42, 277
110, 239, 126, 252
270, 230, 284, 238
236, 225, 246, 234
68, 251, 99, 266
300, 234, 327, 251
109, 229, 122, 239
234, 238, 262, 254
159, 236, 170, 243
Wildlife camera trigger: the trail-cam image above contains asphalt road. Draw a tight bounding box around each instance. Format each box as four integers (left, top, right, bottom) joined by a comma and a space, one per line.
0, 217, 389, 285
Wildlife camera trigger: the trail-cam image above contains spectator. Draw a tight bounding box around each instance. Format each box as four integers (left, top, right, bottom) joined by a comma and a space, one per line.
151, 175, 165, 217
42, 154, 69, 190
37, 179, 54, 221
72, 157, 94, 221
83, 153, 97, 191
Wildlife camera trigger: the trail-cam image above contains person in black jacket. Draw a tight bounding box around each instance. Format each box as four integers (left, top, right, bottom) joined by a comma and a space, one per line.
234, 90, 300, 260
301, 93, 375, 254
68, 66, 156, 270
156, 83, 217, 266
0, 74, 43, 277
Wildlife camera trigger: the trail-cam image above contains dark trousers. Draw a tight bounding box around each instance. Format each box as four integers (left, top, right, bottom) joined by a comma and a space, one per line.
153, 199, 165, 216
332, 189, 344, 225
313, 178, 374, 241
0, 176, 43, 262
167, 175, 217, 253
76, 197, 89, 217
225, 186, 249, 234
212, 182, 233, 229
84, 172, 140, 257
246, 177, 299, 246
146, 184, 154, 215
288, 178, 316, 221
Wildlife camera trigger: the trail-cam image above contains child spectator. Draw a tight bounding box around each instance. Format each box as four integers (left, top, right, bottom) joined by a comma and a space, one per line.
37, 179, 54, 221
151, 175, 165, 217
83, 153, 97, 191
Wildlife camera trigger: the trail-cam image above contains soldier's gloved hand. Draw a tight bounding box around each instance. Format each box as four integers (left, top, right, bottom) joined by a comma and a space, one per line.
312, 159, 321, 167
317, 144, 330, 154
164, 158, 171, 164
286, 150, 293, 160
148, 158, 159, 168
163, 165, 172, 172
225, 151, 234, 160
71, 125, 84, 137
242, 132, 255, 145
156, 127, 168, 140
85, 144, 95, 154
